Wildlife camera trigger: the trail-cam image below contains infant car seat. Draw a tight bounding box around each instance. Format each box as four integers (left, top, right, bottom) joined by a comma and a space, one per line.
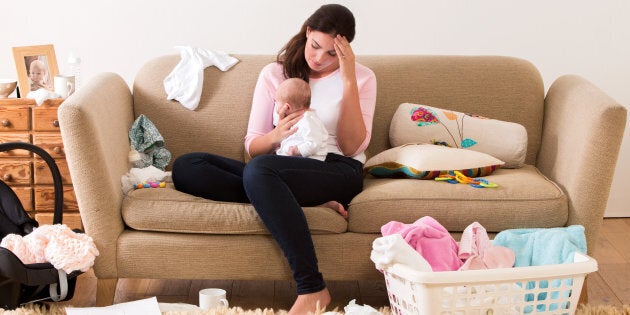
0, 142, 82, 310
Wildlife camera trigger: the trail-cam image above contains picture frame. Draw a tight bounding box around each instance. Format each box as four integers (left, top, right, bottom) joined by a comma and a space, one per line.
12, 44, 59, 97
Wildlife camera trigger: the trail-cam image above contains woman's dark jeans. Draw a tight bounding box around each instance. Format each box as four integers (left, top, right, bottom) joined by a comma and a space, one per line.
172, 152, 363, 294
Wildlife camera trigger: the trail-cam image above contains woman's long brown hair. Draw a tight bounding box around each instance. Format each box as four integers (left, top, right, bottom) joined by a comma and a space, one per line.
277, 4, 355, 82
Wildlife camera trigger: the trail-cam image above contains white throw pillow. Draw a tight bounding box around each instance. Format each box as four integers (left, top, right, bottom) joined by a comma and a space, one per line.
364, 144, 505, 179
389, 103, 527, 168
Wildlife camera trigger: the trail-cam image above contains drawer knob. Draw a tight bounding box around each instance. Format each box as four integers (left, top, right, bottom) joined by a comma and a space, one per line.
2, 173, 11, 181
52, 120, 60, 127
53, 146, 62, 154
1, 119, 9, 127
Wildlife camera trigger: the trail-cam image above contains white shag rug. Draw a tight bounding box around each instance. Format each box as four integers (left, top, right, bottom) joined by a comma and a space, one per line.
2, 303, 629, 315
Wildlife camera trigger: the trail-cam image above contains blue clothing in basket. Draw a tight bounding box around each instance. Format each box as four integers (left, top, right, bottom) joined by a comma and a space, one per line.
493, 225, 587, 313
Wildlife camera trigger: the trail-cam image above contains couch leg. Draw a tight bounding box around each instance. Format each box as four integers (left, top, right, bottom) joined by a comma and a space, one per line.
96, 278, 118, 306
578, 277, 588, 305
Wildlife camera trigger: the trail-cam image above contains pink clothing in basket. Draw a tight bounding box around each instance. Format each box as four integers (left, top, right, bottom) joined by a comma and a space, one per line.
381, 216, 462, 271
458, 222, 515, 271
1, 224, 99, 273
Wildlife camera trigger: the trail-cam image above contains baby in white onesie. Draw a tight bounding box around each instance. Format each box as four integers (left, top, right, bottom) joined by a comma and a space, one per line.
273, 78, 329, 160
273, 78, 347, 218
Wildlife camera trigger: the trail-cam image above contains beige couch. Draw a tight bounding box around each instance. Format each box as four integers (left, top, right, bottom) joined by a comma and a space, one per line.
58, 55, 627, 305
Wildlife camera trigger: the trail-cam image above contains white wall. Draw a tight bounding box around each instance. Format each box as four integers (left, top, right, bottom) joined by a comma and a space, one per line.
2, 0, 629, 216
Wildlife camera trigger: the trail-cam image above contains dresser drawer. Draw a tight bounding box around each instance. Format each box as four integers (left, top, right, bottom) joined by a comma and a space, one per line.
9, 186, 33, 211
34, 158, 72, 184
34, 185, 78, 211
0, 134, 31, 157
0, 106, 30, 131
35, 212, 83, 231
0, 160, 32, 185
32, 105, 61, 132
32, 134, 65, 158
1, 99, 79, 223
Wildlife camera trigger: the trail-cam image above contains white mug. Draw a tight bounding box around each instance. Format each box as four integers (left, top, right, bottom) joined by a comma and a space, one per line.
54, 75, 75, 99
199, 288, 229, 310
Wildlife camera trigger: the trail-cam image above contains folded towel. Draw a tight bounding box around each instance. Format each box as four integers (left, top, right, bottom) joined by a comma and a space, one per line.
370, 234, 432, 271
164, 46, 239, 110
458, 222, 515, 271
382, 216, 462, 271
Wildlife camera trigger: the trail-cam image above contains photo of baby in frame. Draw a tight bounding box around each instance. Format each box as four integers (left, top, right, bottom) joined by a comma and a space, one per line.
12, 44, 59, 97
25, 55, 52, 91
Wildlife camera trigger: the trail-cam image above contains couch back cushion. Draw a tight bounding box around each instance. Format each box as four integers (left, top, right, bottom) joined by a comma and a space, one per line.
133, 55, 544, 167
133, 54, 274, 166
357, 55, 544, 164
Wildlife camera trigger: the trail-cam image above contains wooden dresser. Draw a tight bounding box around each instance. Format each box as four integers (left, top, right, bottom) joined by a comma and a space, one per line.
0, 98, 81, 230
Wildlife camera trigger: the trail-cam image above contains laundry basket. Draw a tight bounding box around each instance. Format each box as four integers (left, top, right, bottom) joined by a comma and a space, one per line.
374, 252, 597, 315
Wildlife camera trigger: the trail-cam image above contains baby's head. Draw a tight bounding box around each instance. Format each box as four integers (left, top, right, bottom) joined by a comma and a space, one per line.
29, 60, 47, 82
275, 78, 311, 116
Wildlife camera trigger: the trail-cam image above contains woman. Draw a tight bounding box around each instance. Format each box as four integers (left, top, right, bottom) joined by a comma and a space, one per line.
172, 4, 377, 313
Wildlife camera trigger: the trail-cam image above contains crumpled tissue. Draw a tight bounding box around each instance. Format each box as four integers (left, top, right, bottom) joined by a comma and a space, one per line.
321, 299, 383, 315
27, 89, 62, 105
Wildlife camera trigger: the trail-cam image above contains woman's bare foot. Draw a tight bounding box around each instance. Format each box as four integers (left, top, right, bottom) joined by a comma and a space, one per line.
288, 288, 331, 315
320, 201, 348, 218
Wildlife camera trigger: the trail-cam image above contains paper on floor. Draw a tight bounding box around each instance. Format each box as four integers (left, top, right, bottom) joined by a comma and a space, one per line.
65, 296, 161, 315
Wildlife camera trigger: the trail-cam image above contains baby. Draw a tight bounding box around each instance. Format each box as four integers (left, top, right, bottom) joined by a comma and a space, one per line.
273, 78, 328, 160
28, 59, 51, 91
273, 78, 347, 218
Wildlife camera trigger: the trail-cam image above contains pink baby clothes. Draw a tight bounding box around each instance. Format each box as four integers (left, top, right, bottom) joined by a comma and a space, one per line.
458, 222, 515, 271
381, 216, 463, 271
458, 222, 491, 260
459, 246, 515, 271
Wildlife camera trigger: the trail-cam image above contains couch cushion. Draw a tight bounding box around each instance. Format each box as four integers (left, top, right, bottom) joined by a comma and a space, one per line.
348, 165, 567, 233
122, 186, 347, 234
364, 143, 504, 179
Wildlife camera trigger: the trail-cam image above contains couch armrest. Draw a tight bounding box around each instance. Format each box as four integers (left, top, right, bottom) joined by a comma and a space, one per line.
59, 73, 135, 278
537, 75, 627, 254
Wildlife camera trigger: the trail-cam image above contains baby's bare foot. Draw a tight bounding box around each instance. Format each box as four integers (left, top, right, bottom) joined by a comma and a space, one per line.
320, 201, 348, 218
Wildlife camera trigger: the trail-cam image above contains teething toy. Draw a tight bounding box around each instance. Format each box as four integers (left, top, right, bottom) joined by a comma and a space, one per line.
435, 171, 498, 188
136, 181, 167, 189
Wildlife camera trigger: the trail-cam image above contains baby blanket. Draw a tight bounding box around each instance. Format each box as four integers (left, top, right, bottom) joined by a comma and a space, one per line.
1, 224, 99, 273
129, 114, 171, 171
492, 225, 586, 267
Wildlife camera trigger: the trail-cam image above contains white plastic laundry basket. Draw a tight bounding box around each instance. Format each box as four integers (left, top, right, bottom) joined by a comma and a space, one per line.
375, 252, 597, 315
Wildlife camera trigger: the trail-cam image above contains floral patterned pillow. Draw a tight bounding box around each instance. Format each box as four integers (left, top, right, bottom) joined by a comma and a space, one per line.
364, 144, 504, 179
389, 103, 527, 168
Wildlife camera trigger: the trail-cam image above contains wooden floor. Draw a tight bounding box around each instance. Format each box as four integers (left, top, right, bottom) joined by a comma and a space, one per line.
58, 218, 630, 310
